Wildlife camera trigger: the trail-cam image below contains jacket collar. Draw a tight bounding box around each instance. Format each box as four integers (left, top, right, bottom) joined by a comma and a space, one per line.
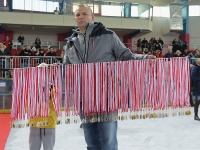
66, 22, 105, 42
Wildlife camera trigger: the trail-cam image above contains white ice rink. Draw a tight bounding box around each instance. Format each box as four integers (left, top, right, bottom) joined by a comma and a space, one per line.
5, 109, 200, 150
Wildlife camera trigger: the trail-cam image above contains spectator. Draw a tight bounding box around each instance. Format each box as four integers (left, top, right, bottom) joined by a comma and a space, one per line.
54, 7, 59, 14
194, 49, 200, 58
0, 43, 9, 77
17, 33, 25, 47
33, 48, 40, 56
137, 38, 141, 52
0, 42, 8, 55
3, 36, 12, 55
141, 37, 148, 51
181, 41, 188, 52
164, 49, 174, 58
37, 49, 46, 64
172, 41, 179, 53
31, 43, 37, 52
154, 50, 163, 58
46, 47, 57, 56
158, 37, 164, 49
191, 58, 200, 121
35, 37, 41, 49
174, 50, 182, 57
19, 45, 32, 56
154, 40, 162, 51
19, 45, 33, 68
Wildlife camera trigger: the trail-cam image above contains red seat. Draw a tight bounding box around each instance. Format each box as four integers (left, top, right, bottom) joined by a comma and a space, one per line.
56, 49, 61, 56
11, 49, 17, 56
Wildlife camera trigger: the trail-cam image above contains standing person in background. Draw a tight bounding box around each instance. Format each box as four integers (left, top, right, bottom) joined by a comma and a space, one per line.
141, 37, 148, 52
158, 37, 164, 50
54, 7, 59, 14
35, 37, 41, 49
63, 4, 156, 150
17, 33, 25, 48
137, 38, 141, 52
3, 36, 12, 55
191, 58, 200, 121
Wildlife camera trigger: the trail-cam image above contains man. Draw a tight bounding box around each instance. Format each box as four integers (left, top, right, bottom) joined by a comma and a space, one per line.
46, 47, 57, 56
191, 58, 200, 121
63, 4, 156, 150
17, 33, 25, 47
19, 45, 33, 68
0, 42, 8, 55
3, 36, 12, 55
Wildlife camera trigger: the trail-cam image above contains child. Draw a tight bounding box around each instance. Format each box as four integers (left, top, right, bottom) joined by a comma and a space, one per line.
29, 63, 57, 150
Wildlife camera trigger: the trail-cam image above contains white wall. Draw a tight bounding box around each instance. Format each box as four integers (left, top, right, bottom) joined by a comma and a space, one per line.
189, 16, 200, 49
13, 32, 57, 45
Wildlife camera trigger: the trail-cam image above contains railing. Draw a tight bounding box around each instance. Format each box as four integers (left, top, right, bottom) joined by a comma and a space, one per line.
0, 56, 62, 79
0, 56, 63, 110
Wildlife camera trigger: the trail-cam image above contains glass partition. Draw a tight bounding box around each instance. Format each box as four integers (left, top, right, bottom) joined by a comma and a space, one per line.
138, 3, 149, 18
9, 0, 152, 19
12, 0, 59, 13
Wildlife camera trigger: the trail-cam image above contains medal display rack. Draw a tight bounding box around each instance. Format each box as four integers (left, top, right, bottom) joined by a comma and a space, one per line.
11, 57, 191, 127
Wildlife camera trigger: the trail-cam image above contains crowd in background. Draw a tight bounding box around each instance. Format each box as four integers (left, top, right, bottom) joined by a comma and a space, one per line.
0, 34, 63, 58
136, 37, 200, 65
1, 35, 200, 65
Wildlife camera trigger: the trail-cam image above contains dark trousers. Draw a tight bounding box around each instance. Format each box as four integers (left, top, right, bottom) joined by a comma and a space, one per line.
194, 100, 200, 116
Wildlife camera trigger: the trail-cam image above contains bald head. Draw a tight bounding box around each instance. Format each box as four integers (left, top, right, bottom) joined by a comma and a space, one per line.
74, 4, 94, 33
75, 4, 93, 15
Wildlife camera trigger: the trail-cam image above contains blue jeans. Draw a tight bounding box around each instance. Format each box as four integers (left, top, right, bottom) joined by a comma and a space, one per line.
82, 121, 118, 150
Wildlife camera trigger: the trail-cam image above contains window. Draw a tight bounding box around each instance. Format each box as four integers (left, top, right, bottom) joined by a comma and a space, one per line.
101, 5, 124, 17
24, 0, 32, 11
12, 0, 59, 13
153, 6, 170, 17
13, 0, 25, 10
4, 0, 6, 6
47, 1, 59, 13
72, 3, 99, 14
189, 5, 200, 16
131, 5, 139, 17
140, 10, 149, 18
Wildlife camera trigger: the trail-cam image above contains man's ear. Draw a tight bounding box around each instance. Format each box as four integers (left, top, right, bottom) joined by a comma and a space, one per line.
91, 14, 94, 21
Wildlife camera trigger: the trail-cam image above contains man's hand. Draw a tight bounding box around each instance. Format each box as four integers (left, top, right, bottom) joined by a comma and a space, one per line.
147, 55, 156, 59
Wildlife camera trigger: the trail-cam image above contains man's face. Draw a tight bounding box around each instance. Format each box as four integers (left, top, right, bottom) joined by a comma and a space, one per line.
27, 46, 31, 50
74, 6, 94, 29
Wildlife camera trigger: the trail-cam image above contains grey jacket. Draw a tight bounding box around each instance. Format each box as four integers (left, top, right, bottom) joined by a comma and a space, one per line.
63, 22, 147, 65
63, 22, 147, 122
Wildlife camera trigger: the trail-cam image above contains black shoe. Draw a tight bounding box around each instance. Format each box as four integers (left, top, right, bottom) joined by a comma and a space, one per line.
194, 116, 200, 121
80, 123, 83, 128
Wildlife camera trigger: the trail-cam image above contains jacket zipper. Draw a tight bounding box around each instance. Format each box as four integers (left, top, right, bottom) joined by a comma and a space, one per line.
84, 36, 90, 63
74, 43, 84, 63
